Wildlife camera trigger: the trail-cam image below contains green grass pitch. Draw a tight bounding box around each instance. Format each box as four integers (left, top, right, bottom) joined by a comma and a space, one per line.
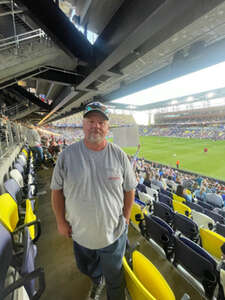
122, 136, 225, 181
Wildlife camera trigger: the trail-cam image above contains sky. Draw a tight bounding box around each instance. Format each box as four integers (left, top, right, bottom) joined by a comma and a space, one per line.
111, 60, 225, 125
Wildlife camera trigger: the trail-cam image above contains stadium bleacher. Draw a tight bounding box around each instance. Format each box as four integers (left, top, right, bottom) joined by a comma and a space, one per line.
1, 116, 225, 299
0, 140, 45, 299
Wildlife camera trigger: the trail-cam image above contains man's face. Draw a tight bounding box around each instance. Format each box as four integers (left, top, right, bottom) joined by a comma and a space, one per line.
83, 112, 109, 144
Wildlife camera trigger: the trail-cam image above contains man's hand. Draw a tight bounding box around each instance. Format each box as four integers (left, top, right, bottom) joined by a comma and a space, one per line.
57, 220, 72, 238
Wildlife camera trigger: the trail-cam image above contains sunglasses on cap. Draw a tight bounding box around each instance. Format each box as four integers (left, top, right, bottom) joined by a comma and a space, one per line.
83, 102, 110, 120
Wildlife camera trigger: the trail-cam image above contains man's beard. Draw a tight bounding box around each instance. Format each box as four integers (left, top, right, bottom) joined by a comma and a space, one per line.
87, 132, 104, 143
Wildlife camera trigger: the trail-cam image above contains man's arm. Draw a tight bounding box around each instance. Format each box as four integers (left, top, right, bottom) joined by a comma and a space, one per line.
51, 189, 72, 238
123, 190, 135, 225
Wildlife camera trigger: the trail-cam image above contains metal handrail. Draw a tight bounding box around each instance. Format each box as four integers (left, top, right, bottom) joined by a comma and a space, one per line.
0, 29, 47, 49
4, 101, 28, 114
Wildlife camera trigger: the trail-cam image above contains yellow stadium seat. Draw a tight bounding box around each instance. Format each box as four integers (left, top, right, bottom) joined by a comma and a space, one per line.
133, 251, 175, 300
24, 199, 36, 240
22, 149, 28, 158
123, 251, 176, 300
173, 193, 186, 203
200, 228, 225, 259
123, 256, 156, 300
172, 200, 192, 218
0, 194, 39, 241
130, 203, 148, 231
0, 193, 19, 232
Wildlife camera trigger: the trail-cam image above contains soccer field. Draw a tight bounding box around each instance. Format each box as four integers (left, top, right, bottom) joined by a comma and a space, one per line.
122, 136, 225, 181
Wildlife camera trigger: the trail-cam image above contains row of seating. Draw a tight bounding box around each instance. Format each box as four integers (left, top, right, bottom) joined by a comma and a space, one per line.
129, 199, 225, 299
139, 185, 225, 233
0, 145, 45, 299
137, 189, 225, 259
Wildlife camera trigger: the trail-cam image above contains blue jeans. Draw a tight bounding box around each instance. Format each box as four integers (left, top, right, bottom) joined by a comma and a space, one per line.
73, 228, 127, 300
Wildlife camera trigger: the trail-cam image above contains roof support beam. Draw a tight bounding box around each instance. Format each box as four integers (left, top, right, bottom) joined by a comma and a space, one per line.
11, 85, 51, 110
34, 69, 84, 86
0, 68, 48, 90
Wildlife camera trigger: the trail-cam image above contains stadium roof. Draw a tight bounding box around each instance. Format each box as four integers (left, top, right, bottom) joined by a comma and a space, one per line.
2, 1, 225, 123
110, 61, 225, 110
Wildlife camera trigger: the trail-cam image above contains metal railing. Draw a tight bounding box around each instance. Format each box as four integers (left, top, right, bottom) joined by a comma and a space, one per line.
2, 101, 30, 117
0, 117, 27, 159
0, 28, 48, 52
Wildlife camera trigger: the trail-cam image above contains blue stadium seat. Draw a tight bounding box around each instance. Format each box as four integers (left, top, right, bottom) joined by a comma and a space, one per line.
4, 178, 22, 204
173, 212, 199, 242
173, 235, 217, 298
160, 188, 173, 199
198, 200, 214, 211
143, 214, 175, 260
153, 201, 174, 225
159, 192, 173, 207
0, 224, 45, 299
204, 209, 225, 225
215, 223, 225, 238
0, 223, 12, 291
186, 201, 204, 213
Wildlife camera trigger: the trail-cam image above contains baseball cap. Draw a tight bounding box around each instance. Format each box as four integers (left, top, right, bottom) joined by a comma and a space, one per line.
83, 102, 110, 120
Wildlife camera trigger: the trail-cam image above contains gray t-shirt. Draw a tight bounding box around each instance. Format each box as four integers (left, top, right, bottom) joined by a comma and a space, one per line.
28, 128, 41, 147
51, 140, 136, 249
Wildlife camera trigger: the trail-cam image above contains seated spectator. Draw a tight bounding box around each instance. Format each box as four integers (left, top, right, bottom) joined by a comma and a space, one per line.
176, 184, 192, 202
161, 174, 169, 190
151, 174, 164, 190
183, 176, 194, 191
194, 186, 207, 202
196, 176, 203, 187
206, 190, 224, 208
166, 175, 177, 192
135, 174, 147, 199
143, 171, 151, 188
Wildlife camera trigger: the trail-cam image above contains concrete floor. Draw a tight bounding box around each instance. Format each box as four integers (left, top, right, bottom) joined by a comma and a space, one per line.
36, 168, 207, 300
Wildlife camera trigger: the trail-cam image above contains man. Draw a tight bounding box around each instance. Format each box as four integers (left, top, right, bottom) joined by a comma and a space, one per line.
151, 173, 164, 190
28, 125, 47, 170
51, 102, 136, 300
206, 190, 224, 208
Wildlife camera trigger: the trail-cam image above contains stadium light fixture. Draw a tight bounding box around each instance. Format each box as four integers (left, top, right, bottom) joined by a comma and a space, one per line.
127, 105, 136, 109
207, 92, 214, 98
111, 60, 225, 106
186, 96, 194, 102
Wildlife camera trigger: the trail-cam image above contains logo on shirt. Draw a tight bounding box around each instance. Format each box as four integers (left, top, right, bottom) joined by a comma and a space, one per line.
108, 176, 121, 180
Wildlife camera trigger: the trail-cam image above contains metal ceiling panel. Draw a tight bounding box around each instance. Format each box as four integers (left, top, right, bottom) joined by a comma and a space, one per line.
16, 0, 95, 65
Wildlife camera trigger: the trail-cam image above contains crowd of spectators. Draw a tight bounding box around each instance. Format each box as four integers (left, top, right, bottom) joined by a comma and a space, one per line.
129, 154, 225, 209
139, 125, 225, 140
